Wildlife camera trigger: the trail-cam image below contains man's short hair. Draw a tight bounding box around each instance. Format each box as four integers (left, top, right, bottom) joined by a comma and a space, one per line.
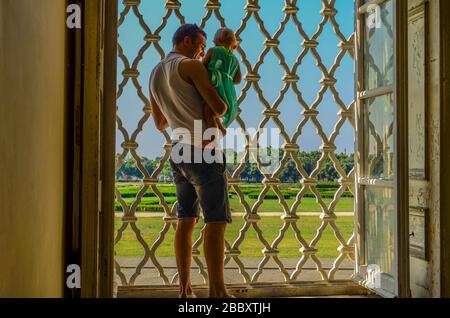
172, 24, 207, 46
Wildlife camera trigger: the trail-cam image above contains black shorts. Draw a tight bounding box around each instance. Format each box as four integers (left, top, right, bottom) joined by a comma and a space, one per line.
169, 143, 232, 224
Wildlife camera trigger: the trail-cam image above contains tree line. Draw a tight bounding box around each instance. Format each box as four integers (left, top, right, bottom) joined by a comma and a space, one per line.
116, 149, 354, 183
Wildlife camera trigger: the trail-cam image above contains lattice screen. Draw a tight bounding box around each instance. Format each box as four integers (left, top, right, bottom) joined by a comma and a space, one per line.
115, 0, 356, 287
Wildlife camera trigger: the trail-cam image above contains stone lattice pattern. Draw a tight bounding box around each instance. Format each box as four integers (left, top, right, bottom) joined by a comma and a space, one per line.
115, 0, 356, 286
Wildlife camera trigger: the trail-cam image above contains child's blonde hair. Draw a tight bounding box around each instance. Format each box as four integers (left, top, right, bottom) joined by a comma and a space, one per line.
213, 28, 238, 48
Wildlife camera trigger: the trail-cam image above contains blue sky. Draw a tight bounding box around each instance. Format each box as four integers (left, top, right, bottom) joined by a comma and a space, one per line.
117, 0, 355, 159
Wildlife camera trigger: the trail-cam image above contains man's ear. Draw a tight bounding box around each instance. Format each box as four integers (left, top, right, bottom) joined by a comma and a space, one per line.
183, 36, 192, 47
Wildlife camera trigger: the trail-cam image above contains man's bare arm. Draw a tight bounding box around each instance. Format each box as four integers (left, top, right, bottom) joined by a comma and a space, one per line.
150, 93, 169, 131
183, 60, 227, 117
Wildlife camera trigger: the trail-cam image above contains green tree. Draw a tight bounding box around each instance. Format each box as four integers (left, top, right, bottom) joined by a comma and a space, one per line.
280, 159, 300, 183
115, 150, 354, 183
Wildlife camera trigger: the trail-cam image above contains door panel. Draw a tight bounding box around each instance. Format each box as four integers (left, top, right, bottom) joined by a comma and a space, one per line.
365, 187, 395, 277
354, 0, 409, 298
363, 0, 394, 90
364, 94, 394, 180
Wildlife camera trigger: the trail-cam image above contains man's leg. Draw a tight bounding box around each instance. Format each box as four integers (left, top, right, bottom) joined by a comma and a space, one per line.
204, 222, 232, 298
175, 218, 197, 297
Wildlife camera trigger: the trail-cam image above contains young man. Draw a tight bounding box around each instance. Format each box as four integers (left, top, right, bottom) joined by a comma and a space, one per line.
149, 24, 233, 298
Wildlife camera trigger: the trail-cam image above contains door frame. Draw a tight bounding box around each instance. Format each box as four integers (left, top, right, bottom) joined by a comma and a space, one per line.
440, 0, 450, 299
395, 0, 410, 299
353, 0, 410, 298
70, 0, 443, 298
100, 0, 118, 298
66, 0, 117, 298
71, 0, 450, 299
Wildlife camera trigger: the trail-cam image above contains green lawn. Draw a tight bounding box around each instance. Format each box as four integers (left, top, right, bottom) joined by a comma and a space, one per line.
115, 216, 354, 259
116, 196, 354, 213
115, 183, 355, 213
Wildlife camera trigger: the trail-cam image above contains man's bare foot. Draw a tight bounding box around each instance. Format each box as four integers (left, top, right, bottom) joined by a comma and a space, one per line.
179, 285, 196, 298
179, 293, 198, 298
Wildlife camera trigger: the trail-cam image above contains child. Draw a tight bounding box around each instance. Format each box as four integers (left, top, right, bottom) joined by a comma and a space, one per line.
203, 28, 242, 136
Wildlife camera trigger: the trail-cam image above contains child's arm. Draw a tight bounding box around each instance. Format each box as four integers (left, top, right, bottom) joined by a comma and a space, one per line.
233, 65, 242, 84
202, 48, 214, 68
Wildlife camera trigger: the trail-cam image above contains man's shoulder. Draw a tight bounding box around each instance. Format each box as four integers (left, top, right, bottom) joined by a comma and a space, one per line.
179, 59, 205, 78
150, 60, 166, 79
180, 58, 203, 69
150, 61, 162, 76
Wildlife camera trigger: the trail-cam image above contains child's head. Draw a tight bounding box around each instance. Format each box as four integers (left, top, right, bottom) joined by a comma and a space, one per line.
213, 28, 239, 50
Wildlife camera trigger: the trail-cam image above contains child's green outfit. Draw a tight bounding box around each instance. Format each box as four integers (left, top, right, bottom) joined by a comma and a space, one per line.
207, 46, 240, 128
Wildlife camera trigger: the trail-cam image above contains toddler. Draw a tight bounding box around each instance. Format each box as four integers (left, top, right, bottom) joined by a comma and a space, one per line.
203, 28, 242, 136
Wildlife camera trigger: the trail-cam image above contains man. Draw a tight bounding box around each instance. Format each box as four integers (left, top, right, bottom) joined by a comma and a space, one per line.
149, 24, 233, 298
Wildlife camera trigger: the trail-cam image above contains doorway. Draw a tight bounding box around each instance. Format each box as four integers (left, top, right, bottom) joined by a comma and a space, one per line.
113, 0, 360, 297
86, 0, 420, 298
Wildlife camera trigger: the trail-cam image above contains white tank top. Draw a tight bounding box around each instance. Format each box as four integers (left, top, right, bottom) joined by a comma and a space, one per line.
149, 53, 208, 147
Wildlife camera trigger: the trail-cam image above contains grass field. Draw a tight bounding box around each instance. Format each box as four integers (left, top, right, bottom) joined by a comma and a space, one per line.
115, 216, 354, 259
114, 182, 355, 259
116, 197, 354, 213
115, 183, 355, 213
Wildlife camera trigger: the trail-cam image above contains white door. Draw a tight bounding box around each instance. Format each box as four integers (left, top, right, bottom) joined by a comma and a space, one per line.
354, 0, 410, 298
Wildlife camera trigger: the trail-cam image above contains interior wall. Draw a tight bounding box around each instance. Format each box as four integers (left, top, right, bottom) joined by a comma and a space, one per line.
407, 0, 442, 298
0, 0, 68, 297
424, 0, 441, 298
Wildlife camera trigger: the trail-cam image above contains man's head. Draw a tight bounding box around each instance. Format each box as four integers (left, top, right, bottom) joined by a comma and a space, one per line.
172, 24, 207, 59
